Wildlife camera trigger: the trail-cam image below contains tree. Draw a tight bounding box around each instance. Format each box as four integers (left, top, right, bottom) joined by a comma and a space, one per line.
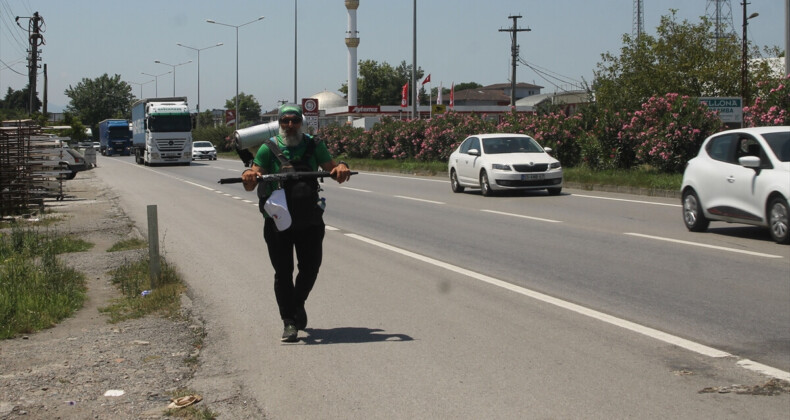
61, 112, 88, 142
453, 82, 482, 92
0, 86, 41, 115
593, 10, 776, 112
340, 60, 424, 105
225, 92, 261, 127
65, 74, 135, 132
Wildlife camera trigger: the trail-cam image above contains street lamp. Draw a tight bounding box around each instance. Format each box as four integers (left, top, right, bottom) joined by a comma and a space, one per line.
177, 42, 223, 127
206, 16, 265, 131
154, 59, 193, 96
129, 79, 154, 99
141, 71, 172, 97
741, 5, 759, 109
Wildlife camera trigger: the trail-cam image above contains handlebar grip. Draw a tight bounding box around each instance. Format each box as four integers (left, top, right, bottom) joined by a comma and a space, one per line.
218, 178, 243, 184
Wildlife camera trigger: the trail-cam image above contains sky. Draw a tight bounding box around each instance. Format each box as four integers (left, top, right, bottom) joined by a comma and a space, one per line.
1, 0, 786, 114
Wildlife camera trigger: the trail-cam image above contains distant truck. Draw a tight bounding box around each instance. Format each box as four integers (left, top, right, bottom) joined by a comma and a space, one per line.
98, 119, 132, 156
131, 97, 192, 166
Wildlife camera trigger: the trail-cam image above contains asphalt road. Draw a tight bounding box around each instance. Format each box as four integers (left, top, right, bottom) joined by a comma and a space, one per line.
92, 155, 790, 419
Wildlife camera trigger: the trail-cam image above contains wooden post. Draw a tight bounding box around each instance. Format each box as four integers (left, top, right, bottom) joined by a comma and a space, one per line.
147, 205, 161, 288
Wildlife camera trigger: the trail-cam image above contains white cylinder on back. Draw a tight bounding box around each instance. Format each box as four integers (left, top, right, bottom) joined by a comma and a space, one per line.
234, 120, 280, 151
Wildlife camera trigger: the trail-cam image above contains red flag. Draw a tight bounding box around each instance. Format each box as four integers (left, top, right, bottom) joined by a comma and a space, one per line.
422, 74, 431, 85
401, 82, 409, 108
449, 82, 454, 109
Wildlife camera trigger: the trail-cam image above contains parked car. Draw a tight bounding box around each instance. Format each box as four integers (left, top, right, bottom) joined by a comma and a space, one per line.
57, 148, 90, 180
192, 141, 217, 160
448, 133, 563, 196
92, 141, 101, 151
681, 126, 790, 244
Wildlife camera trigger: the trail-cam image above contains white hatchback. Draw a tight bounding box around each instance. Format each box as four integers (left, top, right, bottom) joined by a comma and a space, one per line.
681, 126, 790, 244
448, 133, 563, 196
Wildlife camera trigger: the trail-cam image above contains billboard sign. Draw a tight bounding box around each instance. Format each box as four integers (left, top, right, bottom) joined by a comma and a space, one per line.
699, 97, 743, 124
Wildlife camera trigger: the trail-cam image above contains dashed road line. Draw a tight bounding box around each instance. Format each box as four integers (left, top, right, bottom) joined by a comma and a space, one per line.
625, 232, 783, 259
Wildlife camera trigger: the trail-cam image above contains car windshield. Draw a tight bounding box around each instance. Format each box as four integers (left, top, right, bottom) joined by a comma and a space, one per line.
482, 137, 543, 154
194, 142, 212, 148
763, 132, 790, 162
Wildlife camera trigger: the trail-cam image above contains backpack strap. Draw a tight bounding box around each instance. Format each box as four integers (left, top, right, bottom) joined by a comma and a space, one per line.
300, 134, 319, 164
266, 138, 292, 170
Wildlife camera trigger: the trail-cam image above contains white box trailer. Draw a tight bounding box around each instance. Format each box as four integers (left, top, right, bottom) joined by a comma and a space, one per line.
131, 97, 192, 166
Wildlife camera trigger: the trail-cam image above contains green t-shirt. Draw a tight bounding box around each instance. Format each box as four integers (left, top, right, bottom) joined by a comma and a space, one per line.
252, 134, 332, 206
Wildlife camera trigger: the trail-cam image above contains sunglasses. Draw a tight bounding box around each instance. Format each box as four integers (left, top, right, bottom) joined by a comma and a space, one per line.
280, 118, 302, 124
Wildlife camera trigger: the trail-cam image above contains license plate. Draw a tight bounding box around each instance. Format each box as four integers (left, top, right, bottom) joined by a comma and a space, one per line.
521, 174, 544, 181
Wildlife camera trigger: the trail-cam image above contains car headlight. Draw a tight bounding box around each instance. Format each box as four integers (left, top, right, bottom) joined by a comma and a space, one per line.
549, 162, 562, 169
491, 163, 512, 171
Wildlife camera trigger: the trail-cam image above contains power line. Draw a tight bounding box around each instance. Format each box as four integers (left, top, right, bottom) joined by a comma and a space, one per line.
517, 56, 584, 93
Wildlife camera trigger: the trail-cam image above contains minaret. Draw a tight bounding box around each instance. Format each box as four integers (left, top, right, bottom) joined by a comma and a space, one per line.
345, 0, 359, 119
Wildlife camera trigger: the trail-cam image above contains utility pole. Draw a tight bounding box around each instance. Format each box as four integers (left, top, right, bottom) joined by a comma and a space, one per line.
499, 15, 530, 107
16, 11, 44, 115
43, 63, 47, 115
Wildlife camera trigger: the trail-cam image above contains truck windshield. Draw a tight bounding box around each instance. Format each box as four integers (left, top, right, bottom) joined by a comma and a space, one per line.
149, 115, 192, 132
108, 126, 131, 139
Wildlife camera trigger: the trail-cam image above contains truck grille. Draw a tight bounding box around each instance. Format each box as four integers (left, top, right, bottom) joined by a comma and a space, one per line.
156, 139, 187, 152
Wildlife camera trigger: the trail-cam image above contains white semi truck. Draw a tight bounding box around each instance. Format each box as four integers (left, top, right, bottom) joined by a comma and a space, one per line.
131, 97, 192, 165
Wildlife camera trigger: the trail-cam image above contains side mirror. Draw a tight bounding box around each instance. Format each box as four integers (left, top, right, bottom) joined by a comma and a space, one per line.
468, 148, 480, 156
543, 147, 553, 153
738, 155, 761, 168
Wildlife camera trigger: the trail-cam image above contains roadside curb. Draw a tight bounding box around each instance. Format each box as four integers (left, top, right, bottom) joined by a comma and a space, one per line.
563, 182, 681, 199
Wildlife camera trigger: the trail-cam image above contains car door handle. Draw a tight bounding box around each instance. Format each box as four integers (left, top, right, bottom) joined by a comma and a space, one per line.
727, 176, 735, 183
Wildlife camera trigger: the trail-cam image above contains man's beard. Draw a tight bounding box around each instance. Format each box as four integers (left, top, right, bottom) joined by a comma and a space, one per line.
279, 126, 303, 147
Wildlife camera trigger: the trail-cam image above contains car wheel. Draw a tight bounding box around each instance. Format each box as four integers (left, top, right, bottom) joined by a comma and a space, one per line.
547, 187, 562, 196
450, 169, 464, 193
768, 196, 789, 244
682, 189, 709, 232
480, 170, 493, 197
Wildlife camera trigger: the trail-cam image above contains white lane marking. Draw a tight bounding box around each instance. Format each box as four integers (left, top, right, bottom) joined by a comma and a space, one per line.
345, 232, 790, 381
572, 193, 681, 208
363, 172, 446, 183
481, 209, 562, 223
394, 195, 445, 205
624, 233, 783, 259
183, 180, 215, 191
325, 225, 340, 231
341, 187, 372, 193
737, 360, 790, 381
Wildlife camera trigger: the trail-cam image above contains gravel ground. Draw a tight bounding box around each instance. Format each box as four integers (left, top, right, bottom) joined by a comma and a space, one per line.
0, 170, 265, 419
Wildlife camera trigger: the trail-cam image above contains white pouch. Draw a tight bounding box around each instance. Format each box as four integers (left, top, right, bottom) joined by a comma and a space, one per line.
263, 188, 292, 231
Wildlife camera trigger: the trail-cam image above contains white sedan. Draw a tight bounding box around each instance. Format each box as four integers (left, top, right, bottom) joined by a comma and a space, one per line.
448, 133, 563, 196
681, 126, 789, 244
192, 141, 217, 160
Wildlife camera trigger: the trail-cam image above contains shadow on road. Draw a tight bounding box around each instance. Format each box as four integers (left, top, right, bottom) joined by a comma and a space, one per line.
301, 327, 413, 345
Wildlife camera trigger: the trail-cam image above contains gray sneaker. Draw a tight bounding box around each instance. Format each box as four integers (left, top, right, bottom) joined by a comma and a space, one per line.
281, 320, 298, 343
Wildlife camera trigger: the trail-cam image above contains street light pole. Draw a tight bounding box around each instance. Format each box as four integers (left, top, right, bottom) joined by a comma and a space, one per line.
177, 42, 223, 127
141, 71, 172, 97
741, 1, 759, 108
130, 79, 154, 99
206, 16, 265, 131
154, 59, 193, 96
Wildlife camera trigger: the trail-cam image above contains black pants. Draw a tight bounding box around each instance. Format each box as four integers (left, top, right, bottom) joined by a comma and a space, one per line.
263, 217, 325, 321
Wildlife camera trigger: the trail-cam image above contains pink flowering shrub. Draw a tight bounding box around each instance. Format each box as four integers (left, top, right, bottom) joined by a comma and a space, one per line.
619, 93, 722, 172
575, 108, 632, 170
744, 75, 790, 127
317, 93, 722, 173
